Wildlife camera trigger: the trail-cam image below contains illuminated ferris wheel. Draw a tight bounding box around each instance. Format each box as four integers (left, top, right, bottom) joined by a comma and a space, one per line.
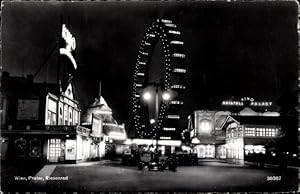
132, 19, 187, 140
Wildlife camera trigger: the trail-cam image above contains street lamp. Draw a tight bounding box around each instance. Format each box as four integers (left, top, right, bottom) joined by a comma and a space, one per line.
150, 119, 156, 124
162, 92, 171, 101
142, 83, 171, 149
143, 92, 152, 101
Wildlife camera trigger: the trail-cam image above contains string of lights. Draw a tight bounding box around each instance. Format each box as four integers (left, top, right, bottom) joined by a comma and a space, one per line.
132, 19, 186, 139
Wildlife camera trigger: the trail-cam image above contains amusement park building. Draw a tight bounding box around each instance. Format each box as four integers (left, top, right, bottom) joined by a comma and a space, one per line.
188, 106, 288, 164
0, 72, 100, 163
81, 94, 127, 157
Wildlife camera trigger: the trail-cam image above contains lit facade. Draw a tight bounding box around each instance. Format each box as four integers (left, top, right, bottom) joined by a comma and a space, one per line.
81, 95, 127, 157
188, 110, 228, 159
0, 72, 101, 163
223, 115, 283, 164
188, 107, 285, 164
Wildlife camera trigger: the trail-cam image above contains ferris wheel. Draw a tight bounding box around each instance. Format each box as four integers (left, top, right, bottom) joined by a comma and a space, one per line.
132, 19, 187, 140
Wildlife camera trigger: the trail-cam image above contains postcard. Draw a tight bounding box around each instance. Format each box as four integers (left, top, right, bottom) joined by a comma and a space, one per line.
1, 1, 299, 193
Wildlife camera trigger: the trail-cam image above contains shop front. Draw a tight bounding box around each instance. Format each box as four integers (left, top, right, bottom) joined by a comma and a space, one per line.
7, 135, 48, 162
216, 144, 227, 159
2, 132, 79, 163
194, 144, 215, 158
225, 138, 244, 164
102, 123, 127, 158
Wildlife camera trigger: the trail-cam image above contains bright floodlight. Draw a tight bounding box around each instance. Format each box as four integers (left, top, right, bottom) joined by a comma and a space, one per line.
150, 119, 156, 124
162, 92, 170, 101
143, 92, 152, 101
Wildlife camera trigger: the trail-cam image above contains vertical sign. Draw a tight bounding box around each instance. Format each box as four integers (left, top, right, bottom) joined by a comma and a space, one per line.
65, 139, 76, 160
60, 24, 77, 69
92, 114, 102, 137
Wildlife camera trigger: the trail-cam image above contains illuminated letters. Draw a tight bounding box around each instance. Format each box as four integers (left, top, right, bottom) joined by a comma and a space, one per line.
60, 24, 77, 69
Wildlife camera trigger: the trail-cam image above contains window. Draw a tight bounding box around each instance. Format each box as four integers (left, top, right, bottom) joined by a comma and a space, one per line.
47, 98, 57, 125
49, 139, 61, 158
256, 128, 265, 136
245, 127, 278, 137
74, 110, 78, 125
265, 128, 277, 137
245, 128, 255, 136
64, 105, 68, 125
59, 106, 63, 125
226, 129, 231, 138
15, 138, 27, 157
47, 111, 51, 125
69, 107, 73, 125
58, 102, 63, 125
47, 111, 57, 125
51, 112, 57, 125
29, 139, 41, 158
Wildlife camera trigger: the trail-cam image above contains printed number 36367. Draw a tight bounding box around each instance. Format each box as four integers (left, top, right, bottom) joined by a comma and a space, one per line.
267, 176, 281, 181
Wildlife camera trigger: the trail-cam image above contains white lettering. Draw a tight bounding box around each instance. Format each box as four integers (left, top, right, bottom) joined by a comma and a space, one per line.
14, 176, 27, 181
45, 176, 69, 180
61, 24, 76, 51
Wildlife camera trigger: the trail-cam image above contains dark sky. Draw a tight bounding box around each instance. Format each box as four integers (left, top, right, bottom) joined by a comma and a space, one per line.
2, 1, 298, 126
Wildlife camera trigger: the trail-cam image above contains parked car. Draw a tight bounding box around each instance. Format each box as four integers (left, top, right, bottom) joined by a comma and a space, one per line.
138, 152, 177, 172
121, 149, 140, 166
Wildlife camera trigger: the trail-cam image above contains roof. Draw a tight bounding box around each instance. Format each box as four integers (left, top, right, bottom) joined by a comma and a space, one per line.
238, 107, 280, 117
1, 73, 60, 98
81, 96, 116, 124
231, 115, 281, 125
87, 97, 112, 111
239, 107, 259, 116
215, 115, 229, 129
220, 115, 240, 129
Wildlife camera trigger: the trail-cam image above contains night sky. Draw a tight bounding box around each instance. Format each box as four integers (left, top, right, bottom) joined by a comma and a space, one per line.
2, 1, 298, 126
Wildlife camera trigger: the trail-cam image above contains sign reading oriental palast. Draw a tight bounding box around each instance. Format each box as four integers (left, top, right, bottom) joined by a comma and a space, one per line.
60, 24, 77, 70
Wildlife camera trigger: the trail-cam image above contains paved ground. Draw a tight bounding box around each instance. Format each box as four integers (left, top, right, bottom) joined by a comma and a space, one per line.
2, 160, 298, 192
1, 160, 46, 191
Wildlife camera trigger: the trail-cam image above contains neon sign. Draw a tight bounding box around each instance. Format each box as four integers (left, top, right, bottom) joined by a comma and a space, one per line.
60, 24, 77, 69
61, 24, 76, 51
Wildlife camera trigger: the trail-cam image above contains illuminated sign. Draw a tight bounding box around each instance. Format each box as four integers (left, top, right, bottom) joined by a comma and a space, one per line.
194, 110, 215, 136
60, 24, 77, 69
65, 139, 76, 160
92, 115, 102, 137
62, 24, 76, 51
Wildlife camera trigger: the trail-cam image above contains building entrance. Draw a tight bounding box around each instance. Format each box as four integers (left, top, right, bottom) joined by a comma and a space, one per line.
195, 145, 215, 158
48, 139, 61, 162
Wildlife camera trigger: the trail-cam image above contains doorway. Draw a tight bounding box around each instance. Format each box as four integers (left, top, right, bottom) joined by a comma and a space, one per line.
48, 139, 61, 162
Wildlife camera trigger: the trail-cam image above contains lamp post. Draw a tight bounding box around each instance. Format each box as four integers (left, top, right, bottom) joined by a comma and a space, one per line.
142, 83, 171, 150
